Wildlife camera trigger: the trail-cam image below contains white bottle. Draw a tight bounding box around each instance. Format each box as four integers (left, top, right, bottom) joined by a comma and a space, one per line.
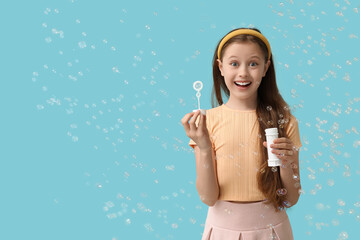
265, 128, 281, 167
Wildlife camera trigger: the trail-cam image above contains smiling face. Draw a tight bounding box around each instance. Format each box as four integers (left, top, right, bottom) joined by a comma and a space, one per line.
217, 41, 271, 109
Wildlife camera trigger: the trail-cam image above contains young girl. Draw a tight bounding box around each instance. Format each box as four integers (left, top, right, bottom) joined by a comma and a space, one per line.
181, 28, 302, 239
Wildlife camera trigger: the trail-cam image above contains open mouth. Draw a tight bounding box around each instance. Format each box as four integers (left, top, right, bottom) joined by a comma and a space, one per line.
234, 81, 252, 88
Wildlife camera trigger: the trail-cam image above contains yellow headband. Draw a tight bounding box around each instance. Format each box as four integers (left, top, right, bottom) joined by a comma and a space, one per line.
217, 29, 272, 61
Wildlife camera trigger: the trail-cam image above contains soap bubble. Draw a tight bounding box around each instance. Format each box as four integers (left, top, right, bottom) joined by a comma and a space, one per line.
224, 208, 232, 214
189, 218, 196, 224
276, 188, 288, 196
78, 41, 87, 48
291, 163, 298, 169
338, 231, 348, 239
327, 179, 335, 186
332, 219, 340, 226
278, 119, 285, 125
337, 209, 345, 215
304, 214, 313, 221
144, 223, 154, 232
271, 166, 278, 172
292, 146, 299, 152
266, 105, 273, 111
268, 232, 278, 239
316, 203, 325, 210
337, 199, 346, 206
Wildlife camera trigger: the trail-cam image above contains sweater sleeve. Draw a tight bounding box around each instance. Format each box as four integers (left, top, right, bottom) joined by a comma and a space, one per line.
286, 115, 302, 149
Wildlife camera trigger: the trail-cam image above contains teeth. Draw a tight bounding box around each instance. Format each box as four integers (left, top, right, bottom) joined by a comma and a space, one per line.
235, 82, 251, 86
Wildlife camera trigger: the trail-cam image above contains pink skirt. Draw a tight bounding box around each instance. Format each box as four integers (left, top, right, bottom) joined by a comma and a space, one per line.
201, 200, 293, 240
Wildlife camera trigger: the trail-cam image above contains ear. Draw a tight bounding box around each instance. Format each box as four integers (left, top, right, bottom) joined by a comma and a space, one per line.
262, 60, 271, 77
217, 59, 224, 76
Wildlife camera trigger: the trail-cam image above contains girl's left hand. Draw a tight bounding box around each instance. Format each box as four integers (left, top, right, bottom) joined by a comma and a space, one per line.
263, 137, 299, 168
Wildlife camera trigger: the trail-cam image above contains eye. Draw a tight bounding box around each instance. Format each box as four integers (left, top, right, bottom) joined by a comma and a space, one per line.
250, 62, 258, 67
230, 62, 238, 67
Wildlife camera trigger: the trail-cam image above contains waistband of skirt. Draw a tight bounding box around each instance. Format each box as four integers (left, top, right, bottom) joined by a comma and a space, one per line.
206, 200, 289, 231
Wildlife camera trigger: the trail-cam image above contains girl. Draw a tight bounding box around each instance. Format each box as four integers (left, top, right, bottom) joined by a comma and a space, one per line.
181, 28, 302, 239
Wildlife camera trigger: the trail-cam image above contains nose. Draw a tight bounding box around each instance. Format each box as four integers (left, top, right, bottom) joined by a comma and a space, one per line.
237, 64, 248, 77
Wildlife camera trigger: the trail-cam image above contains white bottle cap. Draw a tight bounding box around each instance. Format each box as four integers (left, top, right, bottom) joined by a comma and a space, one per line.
265, 128, 278, 135
193, 109, 206, 115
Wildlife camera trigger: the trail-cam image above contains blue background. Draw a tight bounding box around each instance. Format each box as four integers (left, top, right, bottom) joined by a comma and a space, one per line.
1, 0, 359, 239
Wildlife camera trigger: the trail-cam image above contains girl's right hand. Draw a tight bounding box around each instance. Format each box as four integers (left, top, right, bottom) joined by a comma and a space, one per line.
181, 110, 212, 151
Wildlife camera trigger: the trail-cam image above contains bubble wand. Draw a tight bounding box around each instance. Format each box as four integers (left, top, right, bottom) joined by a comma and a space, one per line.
192, 81, 206, 115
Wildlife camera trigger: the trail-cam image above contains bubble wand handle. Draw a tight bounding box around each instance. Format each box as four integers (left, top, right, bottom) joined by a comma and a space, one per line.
192, 81, 206, 115
196, 92, 201, 110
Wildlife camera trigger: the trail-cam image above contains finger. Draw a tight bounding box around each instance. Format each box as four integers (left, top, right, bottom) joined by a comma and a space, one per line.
263, 141, 267, 148
270, 142, 293, 150
189, 110, 200, 131
273, 137, 287, 143
181, 111, 195, 124
272, 138, 293, 149
272, 149, 294, 157
198, 112, 205, 130
273, 137, 292, 144
181, 112, 196, 133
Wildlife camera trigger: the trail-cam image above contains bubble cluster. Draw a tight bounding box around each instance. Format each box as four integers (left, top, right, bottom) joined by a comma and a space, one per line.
267, 120, 274, 126
283, 201, 292, 207
30, 2, 360, 239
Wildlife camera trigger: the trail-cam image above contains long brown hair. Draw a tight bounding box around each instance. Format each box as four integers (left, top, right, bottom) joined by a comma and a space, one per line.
211, 28, 292, 211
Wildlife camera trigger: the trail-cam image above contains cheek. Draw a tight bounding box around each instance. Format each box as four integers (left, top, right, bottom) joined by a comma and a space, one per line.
221, 67, 231, 78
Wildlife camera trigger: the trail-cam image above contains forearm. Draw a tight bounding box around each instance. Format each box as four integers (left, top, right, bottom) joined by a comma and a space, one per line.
280, 165, 301, 206
195, 148, 219, 206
